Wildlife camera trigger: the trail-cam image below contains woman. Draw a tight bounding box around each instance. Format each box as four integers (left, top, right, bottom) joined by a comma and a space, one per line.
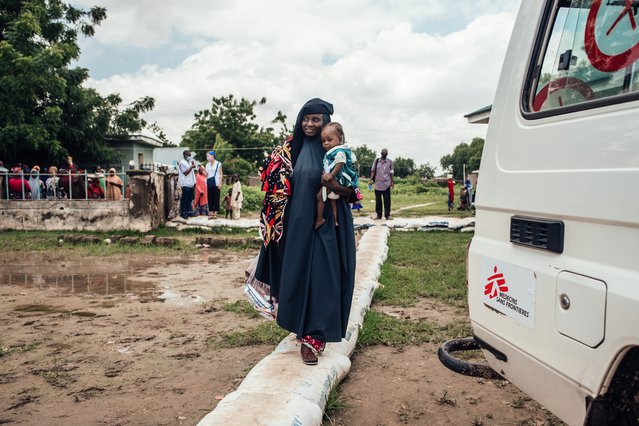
204, 151, 222, 219
193, 166, 209, 216
28, 166, 44, 200
87, 178, 105, 199
231, 174, 243, 220
255, 98, 356, 365
45, 166, 60, 199
105, 168, 123, 200
8, 167, 31, 199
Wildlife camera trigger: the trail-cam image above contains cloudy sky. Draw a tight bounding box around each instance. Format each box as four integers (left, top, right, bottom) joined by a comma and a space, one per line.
73, 0, 522, 172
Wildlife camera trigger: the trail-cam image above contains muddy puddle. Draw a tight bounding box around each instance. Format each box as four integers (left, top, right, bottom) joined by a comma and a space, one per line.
0, 248, 267, 425
0, 272, 154, 297
0, 251, 253, 307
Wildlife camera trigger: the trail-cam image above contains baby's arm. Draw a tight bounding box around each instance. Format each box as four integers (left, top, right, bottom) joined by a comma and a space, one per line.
322, 162, 345, 182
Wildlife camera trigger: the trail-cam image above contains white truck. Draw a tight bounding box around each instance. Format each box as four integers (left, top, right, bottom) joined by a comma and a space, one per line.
439, 1, 639, 425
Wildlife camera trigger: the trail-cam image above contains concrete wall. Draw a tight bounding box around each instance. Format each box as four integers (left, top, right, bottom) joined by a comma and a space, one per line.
127, 171, 166, 231
0, 199, 130, 231
0, 171, 167, 232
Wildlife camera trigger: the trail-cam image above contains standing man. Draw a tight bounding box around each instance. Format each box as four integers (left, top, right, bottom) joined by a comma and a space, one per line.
369, 148, 394, 220
178, 150, 196, 219
447, 175, 455, 211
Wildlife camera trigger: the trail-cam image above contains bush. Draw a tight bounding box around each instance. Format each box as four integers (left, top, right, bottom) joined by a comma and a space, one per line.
221, 184, 263, 212
223, 157, 255, 179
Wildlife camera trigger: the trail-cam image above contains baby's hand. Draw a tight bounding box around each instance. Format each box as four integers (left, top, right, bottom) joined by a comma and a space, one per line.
321, 173, 333, 182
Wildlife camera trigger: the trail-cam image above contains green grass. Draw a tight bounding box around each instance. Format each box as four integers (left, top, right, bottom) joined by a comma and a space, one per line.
211, 321, 290, 348
323, 383, 349, 425
0, 227, 259, 255
358, 310, 471, 348
374, 231, 472, 308
222, 300, 260, 318
153, 225, 258, 237
353, 181, 474, 218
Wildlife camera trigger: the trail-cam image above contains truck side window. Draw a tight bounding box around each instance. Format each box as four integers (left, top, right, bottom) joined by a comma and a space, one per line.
527, 0, 639, 113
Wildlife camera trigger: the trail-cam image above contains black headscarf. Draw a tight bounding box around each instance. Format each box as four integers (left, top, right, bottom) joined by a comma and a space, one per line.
290, 98, 334, 167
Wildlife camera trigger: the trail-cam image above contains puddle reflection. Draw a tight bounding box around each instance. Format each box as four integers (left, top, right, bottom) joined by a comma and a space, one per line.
0, 272, 154, 296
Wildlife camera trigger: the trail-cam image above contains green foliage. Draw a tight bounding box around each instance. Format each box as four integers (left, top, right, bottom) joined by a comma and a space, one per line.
181, 94, 287, 165
223, 156, 255, 179
221, 183, 262, 211
393, 156, 415, 178
374, 231, 472, 307
415, 162, 436, 179
206, 133, 231, 163
440, 137, 484, 180
351, 144, 377, 178
0, 0, 158, 167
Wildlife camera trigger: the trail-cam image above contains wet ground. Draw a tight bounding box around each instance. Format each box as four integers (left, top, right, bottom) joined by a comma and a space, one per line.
0, 235, 561, 426
0, 249, 269, 425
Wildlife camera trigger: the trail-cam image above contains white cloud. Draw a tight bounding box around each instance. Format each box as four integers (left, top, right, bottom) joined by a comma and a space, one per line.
80, 0, 521, 172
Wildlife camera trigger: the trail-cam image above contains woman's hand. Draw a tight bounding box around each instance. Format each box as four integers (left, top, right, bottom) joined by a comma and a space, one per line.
321, 172, 333, 183
322, 178, 354, 198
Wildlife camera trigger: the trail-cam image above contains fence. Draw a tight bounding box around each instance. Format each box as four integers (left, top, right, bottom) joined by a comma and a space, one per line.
1, 170, 168, 232
0, 171, 129, 201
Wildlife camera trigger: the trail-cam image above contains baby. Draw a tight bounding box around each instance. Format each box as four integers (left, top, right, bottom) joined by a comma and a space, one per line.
315, 122, 359, 229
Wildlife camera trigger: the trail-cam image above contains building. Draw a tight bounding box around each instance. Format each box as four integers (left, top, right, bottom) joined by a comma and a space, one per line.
464, 105, 491, 188
152, 147, 189, 170
464, 105, 492, 124
106, 134, 164, 171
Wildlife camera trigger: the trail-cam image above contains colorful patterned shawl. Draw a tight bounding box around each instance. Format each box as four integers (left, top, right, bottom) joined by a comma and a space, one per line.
259, 136, 293, 247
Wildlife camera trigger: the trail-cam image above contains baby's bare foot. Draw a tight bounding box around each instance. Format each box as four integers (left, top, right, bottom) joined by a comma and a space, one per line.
314, 218, 325, 230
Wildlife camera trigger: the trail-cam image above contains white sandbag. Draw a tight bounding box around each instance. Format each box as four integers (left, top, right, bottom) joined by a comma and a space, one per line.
199, 392, 323, 426
198, 226, 389, 426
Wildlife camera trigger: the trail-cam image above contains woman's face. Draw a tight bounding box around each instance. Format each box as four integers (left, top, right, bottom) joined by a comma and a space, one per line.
206, 153, 214, 162
321, 127, 341, 151
302, 114, 324, 137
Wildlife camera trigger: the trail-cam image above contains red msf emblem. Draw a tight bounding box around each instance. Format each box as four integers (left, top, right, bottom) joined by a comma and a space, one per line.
484, 266, 508, 299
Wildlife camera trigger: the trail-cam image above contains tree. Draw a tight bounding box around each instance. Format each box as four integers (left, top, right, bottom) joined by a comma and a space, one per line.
211, 134, 233, 163
0, 0, 157, 167
181, 95, 286, 165
440, 137, 484, 180
393, 156, 416, 178
223, 157, 254, 179
415, 162, 436, 179
351, 144, 376, 178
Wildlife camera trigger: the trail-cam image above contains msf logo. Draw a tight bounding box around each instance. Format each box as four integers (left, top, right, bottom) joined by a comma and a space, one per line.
484, 266, 508, 299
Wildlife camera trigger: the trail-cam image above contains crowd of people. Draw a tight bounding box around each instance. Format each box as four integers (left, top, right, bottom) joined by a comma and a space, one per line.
0, 157, 126, 201
176, 149, 244, 220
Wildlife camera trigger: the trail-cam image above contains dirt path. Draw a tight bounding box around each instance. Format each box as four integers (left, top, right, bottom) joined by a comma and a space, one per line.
392, 203, 436, 214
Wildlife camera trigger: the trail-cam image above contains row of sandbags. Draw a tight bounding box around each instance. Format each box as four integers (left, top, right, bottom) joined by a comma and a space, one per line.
198, 226, 390, 425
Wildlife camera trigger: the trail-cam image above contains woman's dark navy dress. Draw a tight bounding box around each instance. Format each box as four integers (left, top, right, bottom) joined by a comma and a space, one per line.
255, 133, 356, 343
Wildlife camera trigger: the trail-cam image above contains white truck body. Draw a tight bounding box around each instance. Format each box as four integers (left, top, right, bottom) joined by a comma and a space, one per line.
468, 1, 639, 424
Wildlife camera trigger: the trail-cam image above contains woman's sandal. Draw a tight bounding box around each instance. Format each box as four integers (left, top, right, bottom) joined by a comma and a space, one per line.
301, 344, 318, 365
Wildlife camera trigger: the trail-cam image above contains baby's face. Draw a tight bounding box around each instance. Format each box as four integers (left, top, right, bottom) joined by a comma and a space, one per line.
321, 127, 341, 151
